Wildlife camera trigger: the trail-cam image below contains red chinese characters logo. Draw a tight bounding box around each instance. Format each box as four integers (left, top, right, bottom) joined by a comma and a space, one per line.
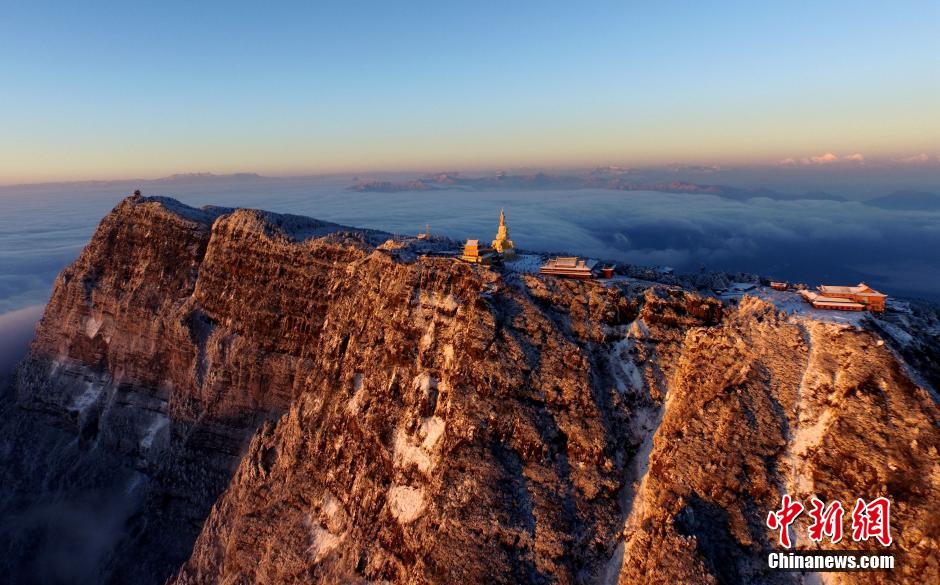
807, 498, 844, 543
851, 497, 893, 546
766, 495, 804, 548
766, 495, 892, 548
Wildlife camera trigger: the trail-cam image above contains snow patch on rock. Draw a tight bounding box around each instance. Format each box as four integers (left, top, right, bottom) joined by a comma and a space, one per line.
71, 381, 104, 414
618, 403, 663, 535
503, 254, 543, 275
434, 293, 458, 313
443, 344, 455, 368
419, 320, 437, 352
876, 321, 914, 347
419, 416, 445, 450
305, 491, 348, 563
346, 373, 367, 414
321, 492, 342, 524
388, 485, 425, 524
628, 319, 649, 340
84, 316, 103, 338
787, 322, 837, 500
413, 372, 438, 394
418, 290, 459, 313
394, 428, 432, 473
604, 331, 664, 584
611, 338, 644, 392
393, 412, 445, 475
724, 288, 868, 326
308, 526, 340, 562
790, 408, 834, 495
140, 413, 170, 453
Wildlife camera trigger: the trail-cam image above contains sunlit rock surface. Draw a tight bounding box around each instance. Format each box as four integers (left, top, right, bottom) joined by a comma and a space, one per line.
1, 195, 937, 584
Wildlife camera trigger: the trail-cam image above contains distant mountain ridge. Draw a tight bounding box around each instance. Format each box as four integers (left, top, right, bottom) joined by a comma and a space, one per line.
0, 172, 274, 190
349, 171, 848, 202
864, 189, 940, 211
154, 172, 269, 182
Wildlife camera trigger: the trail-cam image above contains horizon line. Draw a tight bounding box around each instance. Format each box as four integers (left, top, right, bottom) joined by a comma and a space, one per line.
3, 156, 940, 189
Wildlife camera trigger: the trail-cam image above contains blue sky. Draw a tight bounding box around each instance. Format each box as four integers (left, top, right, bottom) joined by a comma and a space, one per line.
1, 0, 937, 182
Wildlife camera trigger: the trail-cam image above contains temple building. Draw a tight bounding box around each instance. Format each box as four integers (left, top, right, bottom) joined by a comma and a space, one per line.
799, 290, 865, 312
539, 256, 596, 279
491, 209, 517, 259
460, 239, 496, 264
799, 283, 887, 312
816, 283, 887, 312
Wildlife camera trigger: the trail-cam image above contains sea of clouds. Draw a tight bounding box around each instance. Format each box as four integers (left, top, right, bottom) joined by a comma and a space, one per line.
1, 174, 938, 376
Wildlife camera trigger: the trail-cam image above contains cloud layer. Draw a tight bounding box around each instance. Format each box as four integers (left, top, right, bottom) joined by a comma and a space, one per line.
779, 152, 940, 167
1, 172, 939, 355
0, 305, 43, 377
780, 152, 866, 166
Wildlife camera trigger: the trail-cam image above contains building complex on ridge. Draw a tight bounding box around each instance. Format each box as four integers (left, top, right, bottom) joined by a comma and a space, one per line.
800, 282, 887, 312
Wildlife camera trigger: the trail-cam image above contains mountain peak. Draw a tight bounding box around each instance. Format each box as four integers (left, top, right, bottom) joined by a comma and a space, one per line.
1, 196, 937, 584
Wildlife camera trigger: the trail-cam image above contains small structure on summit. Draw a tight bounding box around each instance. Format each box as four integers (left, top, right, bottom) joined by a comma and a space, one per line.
539, 256, 596, 279
770, 281, 788, 291
460, 239, 496, 264
416, 224, 431, 240
491, 209, 517, 259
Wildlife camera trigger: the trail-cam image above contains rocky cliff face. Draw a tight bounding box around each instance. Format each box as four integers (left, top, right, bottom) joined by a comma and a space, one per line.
1, 195, 937, 584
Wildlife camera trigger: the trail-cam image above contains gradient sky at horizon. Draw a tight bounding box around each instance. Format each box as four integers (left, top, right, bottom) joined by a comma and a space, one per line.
1, 0, 938, 183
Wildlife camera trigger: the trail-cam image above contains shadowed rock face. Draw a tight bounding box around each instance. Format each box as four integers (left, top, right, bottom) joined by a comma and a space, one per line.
1, 195, 937, 585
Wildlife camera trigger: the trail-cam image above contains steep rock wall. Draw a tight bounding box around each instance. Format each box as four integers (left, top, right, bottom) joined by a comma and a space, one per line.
1, 195, 936, 585
2, 197, 384, 584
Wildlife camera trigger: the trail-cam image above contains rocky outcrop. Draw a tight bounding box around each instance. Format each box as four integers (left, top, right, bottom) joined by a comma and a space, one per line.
611, 298, 939, 584
1, 195, 937, 584
1, 196, 386, 584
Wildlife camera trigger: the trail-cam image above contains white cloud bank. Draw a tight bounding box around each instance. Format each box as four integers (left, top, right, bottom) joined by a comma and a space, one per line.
780, 152, 865, 166
894, 153, 940, 165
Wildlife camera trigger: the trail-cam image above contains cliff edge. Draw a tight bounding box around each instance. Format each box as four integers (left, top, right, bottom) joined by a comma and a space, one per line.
1, 195, 937, 584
